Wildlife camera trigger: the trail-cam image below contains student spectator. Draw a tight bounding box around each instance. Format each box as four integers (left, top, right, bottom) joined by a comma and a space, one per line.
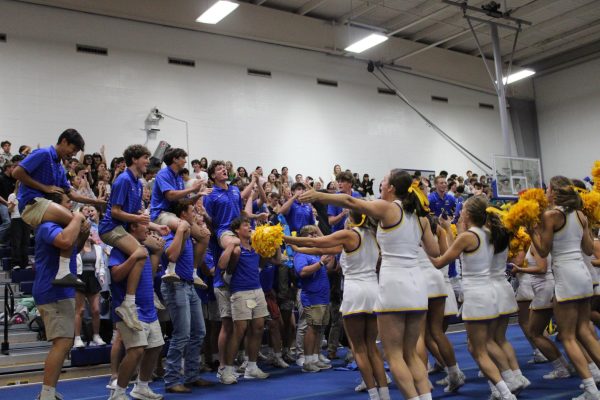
428, 175, 457, 218
0, 140, 12, 169
279, 182, 316, 234
328, 171, 362, 233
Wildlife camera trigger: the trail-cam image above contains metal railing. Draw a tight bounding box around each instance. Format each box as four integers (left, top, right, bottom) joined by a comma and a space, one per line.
2, 282, 15, 355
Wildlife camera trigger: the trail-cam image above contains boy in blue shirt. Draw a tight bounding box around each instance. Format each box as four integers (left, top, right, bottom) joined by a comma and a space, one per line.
217, 216, 281, 384
14, 129, 105, 287
108, 222, 164, 400
99, 144, 169, 332
328, 171, 362, 232
160, 200, 213, 393
279, 182, 317, 234
293, 225, 336, 373
34, 192, 88, 400
150, 148, 210, 288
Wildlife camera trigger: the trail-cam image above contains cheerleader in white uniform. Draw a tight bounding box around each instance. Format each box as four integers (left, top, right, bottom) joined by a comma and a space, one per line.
513, 246, 572, 379
529, 176, 600, 400
301, 169, 440, 400
588, 230, 600, 328
417, 215, 464, 393
284, 211, 389, 400
487, 226, 530, 394
431, 195, 517, 400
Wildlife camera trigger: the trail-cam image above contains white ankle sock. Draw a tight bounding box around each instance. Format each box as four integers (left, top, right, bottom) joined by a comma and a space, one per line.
495, 380, 512, 397
418, 393, 432, 400
367, 387, 380, 400
40, 385, 55, 400
378, 386, 390, 400
583, 377, 599, 393
137, 380, 149, 389
124, 294, 136, 305
512, 368, 523, 378
500, 369, 515, 383
56, 257, 71, 279
166, 262, 176, 275
247, 361, 257, 371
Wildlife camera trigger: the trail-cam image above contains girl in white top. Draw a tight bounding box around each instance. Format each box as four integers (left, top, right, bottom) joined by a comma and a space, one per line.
431, 196, 516, 400
284, 211, 388, 400
513, 246, 572, 380
301, 169, 440, 400
529, 176, 600, 400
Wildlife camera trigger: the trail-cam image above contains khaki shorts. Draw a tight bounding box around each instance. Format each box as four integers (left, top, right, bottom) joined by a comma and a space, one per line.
218, 230, 236, 248
38, 298, 75, 341
304, 304, 330, 327
21, 197, 52, 228
215, 286, 232, 319
231, 289, 269, 322
116, 320, 164, 350
154, 211, 178, 227
100, 225, 129, 247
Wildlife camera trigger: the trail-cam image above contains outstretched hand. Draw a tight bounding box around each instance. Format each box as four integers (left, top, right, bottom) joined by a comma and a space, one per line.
299, 189, 320, 204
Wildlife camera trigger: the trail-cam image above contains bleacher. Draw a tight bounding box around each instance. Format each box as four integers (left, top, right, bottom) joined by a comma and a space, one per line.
0, 243, 112, 386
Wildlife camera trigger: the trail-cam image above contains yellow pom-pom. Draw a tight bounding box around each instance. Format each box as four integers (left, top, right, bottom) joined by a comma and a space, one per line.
508, 227, 531, 259
503, 200, 540, 232
581, 190, 600, 227
592, 161, 600, 193
519, 188, 548, 211
450, 224, 457, 238
251, 224, 284, 258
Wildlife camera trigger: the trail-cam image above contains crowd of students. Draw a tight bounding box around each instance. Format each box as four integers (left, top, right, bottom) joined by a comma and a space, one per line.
2, 129, 600, 400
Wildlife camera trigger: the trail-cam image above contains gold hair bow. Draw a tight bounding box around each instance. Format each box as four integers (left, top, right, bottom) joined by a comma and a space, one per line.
408, 181, 430, 212
348, 214, 366, 228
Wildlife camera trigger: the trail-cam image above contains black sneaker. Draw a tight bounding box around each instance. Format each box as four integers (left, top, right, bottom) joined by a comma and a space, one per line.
52, 273, 85, 288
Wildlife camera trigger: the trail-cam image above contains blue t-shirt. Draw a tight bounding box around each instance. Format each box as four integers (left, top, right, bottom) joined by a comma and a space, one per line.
427, 191, 457, 217
260, 263, 277, 293
162, 233, 195, 282
150, 166, 184, 221
195, 250, 216, 303
230, 246, 262, 294
17, 146, 71, 213
327, 190, 362, 232
285, 200, 315, 234
108, 248, 157, 323
99, 168, 143, 235
33, 222, 77, 305
294, 253, 330, 307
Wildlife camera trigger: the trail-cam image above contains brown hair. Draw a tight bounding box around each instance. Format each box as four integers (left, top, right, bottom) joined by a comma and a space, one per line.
549, 176, 581, 213
388, 169, 428, 217
464, 195, 509, 252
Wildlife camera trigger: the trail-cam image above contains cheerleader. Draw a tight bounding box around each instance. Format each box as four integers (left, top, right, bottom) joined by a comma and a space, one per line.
300, 169, 440, 400
417, 214, 464, 393
512, 246, 572, 379
588, 228, 600, 328
284, 210, 389, 400
431, 195, 517, 400
528, 176, 600, 400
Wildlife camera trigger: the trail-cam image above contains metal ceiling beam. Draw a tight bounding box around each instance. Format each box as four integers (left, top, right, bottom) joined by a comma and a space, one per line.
381, 0, 446, 34
518, 29, 600, 66
468, 0, 600, 56
336, 0, 384, 25
253, 0, 268, 5
387, 5, 452, 36
296, 0, 328, 16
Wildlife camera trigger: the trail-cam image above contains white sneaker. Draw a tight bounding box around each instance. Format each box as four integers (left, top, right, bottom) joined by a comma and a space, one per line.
130, 384, 163, 400
436, 375, 449, 386
544, 367, 571, 379
428, 362, 444, 374
302, 362, 320, 373
517, 374, 531, 390
355, 379, 367, 392
106, 378, 118, 390
318, 353, 331, 364
92, 334, 106, 346
296, 356, 305, 367
533, 348, 549, 363
219, 370, 238, 385
153, 293, 165, 311
73, 336, 85, 348
272, 356, 289, 368
237, 360, 248, 373
109, 391, 130, 400
315, 360, 332, 370
161, 273, 180, 283
445, 372, 465, 393
507, 378, 524, 394
115, 302, 143, 331
244, 366, 269, 379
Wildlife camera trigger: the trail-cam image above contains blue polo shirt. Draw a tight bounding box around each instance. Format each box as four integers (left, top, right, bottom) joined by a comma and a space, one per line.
150, 166, 184, 221
260, 263, 277, 292
196, 250, 216, 303
99, 168, 143, 235
294, 253, 330, 307
328, 190, 362, 232
17, 146, 71, 213
162, 233, 195, 282
230, 245, 262, 294
32, 222, 77, 305
427, 191, 457, 217
108, 248, 157, 324
285, 200, 315, 234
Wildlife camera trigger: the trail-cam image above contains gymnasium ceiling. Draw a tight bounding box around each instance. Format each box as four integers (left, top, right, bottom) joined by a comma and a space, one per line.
13, 0, 600, 91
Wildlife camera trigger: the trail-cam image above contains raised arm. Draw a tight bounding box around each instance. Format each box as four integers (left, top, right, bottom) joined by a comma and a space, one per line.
52, 212, 85, 250
513, 247, 548, 275
13, 166, 60, 194
165, 221, 191, 262
278, 193, 297, 216
300, 190, 390, 221
529, 210, 559, 258
579, 211, 594, 257
290, 245, 343, 256
284, 229, 356, 252
429, 231, 477, 269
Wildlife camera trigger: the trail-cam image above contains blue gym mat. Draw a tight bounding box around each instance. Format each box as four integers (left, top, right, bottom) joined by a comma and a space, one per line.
0, 324, 584, 399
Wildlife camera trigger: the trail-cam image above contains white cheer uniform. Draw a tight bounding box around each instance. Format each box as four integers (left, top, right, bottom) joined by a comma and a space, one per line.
525, 247, 555, 310
440, 263, 459, 317
417, 246, 448, 299
491, 248, 518, 316
339, 227, 380, 317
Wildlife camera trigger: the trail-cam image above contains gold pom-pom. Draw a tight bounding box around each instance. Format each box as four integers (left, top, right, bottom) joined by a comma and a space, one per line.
592, 161, 600, 192
251, 224, 284, 258
581, 190, 600, 227
450, 224, 457, 238
503, 200, 540, 232
508, 227, 531, 259
519, 188, 548, 212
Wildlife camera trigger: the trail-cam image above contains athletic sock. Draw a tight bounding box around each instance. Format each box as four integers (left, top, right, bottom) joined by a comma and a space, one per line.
56, 257, 71, 279
418, 393, 432, 400
247, 361, 257, 371
512, 368, 523, 378
378, 386, 390, 400
583, 377, 599, 394
495, 380, 512, 397
166, 262, 176, 275
40, 385, 56, 400
500, 369, 515, 383
367, 387, 380, 400
124, 294, 136, 305
137, 380, 149, 389
448, 364, 460, 378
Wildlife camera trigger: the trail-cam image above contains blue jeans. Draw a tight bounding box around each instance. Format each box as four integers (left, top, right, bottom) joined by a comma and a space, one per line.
161, 281, 206, 388
0, 204, 10, 244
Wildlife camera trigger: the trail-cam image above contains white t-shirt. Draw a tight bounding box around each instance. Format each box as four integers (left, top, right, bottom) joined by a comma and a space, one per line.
194, 171, 209, 182
7, 193, 20, 218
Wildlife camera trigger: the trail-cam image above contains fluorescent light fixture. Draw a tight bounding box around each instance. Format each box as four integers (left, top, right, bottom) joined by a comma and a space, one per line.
196, 1, 239, 24
345, 33, 388, 53
502, 69, 535, 85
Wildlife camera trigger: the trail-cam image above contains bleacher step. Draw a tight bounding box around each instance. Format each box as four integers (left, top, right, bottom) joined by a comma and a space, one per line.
0, 363, 110, 387
0, 348, 52, 366
5, 330, 39, 344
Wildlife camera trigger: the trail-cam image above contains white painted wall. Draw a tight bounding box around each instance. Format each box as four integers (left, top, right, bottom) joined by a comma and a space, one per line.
535, 57, 600, 181
0, 1, 509, 185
